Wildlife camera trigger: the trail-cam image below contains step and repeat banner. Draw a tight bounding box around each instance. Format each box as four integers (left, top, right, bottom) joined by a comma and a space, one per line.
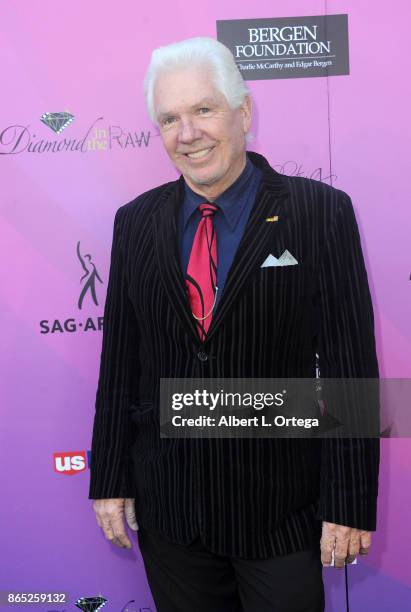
1, 1, 410, 610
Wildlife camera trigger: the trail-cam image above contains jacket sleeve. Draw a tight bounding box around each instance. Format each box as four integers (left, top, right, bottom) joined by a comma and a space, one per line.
88, 207, 139, 499
315, 190, 380, 530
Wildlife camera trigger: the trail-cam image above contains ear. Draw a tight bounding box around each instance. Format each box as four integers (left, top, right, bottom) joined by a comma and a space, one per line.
239, 94, 252, 134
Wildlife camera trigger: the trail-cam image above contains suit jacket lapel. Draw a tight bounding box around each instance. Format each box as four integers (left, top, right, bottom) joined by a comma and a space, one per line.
152, 152, 289, 346
205, 160, 289, 342
152, 177, 201, 344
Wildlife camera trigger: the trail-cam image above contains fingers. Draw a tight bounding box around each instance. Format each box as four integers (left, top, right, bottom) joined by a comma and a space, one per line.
345, 530, 360, 564
320, 522, 336, 567
359, 530, 372, 555
92, 498, 133, 549
124, 498, 139, 531
321, 523, 373, 569
333, 526, 351, 569
95, 513, 103, 529
100, 521, 124, 548
107, 512, 132, 549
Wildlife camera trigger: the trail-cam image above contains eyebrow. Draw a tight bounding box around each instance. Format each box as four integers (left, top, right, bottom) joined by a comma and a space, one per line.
157, 97, 216, 120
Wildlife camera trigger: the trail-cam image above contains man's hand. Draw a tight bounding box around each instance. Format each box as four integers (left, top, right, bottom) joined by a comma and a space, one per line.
92, 498, 138, 549
320, 521, 372, 568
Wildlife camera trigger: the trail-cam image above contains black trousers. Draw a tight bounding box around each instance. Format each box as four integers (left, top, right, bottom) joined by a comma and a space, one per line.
137, 527, 325, 612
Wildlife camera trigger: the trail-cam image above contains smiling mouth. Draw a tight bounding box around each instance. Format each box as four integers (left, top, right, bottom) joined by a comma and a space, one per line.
184, 147, 214, 159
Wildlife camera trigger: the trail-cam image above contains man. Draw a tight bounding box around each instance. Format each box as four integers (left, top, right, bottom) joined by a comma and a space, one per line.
89, 37, 380, 611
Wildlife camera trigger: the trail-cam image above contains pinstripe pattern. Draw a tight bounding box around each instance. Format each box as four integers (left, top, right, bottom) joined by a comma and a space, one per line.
88, 151, 380, 558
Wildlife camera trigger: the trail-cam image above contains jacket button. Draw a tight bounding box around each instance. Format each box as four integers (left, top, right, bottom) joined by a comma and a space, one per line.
197, 351, 208, 362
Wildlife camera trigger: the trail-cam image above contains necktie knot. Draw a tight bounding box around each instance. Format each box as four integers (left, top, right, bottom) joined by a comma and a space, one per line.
198, 202, 218, 218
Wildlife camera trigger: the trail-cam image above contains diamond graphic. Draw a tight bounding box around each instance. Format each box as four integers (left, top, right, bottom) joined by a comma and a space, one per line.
40, 111, 74, 133
75, 596, 107, 612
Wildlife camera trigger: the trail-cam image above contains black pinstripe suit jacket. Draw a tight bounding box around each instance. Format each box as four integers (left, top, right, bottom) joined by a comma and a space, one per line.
88, 150, 380, 558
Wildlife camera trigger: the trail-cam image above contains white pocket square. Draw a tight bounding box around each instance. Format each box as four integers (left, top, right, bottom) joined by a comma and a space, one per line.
260, 249, 299, 268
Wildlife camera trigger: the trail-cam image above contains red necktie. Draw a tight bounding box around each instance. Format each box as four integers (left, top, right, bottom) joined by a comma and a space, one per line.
185, 202, 218, 341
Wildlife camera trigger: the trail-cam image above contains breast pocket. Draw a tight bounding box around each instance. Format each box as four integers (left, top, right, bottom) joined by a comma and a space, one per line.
260, 263, 300, 277
257, 264, 309, 289
248, 264, 312, 340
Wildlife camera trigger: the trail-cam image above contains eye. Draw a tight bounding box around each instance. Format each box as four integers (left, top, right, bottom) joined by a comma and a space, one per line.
198, 107, 210, 114
161, 116, 176, 127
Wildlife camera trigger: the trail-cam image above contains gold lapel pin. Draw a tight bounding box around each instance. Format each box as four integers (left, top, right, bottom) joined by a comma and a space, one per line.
265, 215, 279, 222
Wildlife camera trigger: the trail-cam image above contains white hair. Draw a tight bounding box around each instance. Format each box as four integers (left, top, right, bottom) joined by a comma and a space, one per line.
144, 36, 250, 124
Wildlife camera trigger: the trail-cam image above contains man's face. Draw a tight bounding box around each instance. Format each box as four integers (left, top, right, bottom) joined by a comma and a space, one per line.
153, 65, 252, 197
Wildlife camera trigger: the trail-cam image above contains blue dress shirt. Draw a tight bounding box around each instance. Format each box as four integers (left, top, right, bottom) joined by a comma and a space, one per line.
179, 156, 263, 310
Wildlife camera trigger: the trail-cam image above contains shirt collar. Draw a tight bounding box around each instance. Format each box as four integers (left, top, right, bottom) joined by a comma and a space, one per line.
182, 156, 258, 231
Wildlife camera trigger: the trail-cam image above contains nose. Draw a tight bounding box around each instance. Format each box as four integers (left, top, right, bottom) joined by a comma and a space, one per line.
177, 117, 201, 144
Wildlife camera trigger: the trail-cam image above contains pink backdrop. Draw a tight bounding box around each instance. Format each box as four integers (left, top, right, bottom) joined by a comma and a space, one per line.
1, 1, 410, 610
